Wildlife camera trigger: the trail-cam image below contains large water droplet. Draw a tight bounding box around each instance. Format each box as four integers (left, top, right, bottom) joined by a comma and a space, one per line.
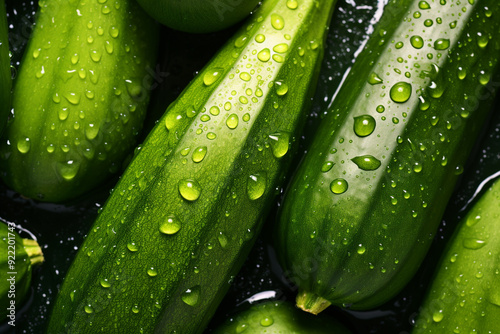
271, 14, 285, 30
410, 35, 424, 49
17, 137, 31, 154
434, 38, 450, 50
178, 179, 202, 201
192, 146, 207, 163
351, 155, 381, 171
203, 68, 223, 86
260, 317, 274, 327
181, 285, 201, 306
268, 132, 289, 158
330, 178, 348, 194
226, 114, 239, 129
247, 173, 267, 200
368, 72, 383, 85
353, 115, 376, 137
463, 238, 486, 250
127, 242, 139, 252
321, 161, 335, 172
390, 82, 412, 103
57, 160, 80, 181
160, 215, 182, 235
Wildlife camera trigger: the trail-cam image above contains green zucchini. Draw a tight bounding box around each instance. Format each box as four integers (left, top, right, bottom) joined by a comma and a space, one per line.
0, 0, 11, 136
47, 0, 338, 332
0, 0, 158, 203
276, 0, 500, 313
0, 221, 44, 322
412, 175, 500, 333
212, 300, 351, 334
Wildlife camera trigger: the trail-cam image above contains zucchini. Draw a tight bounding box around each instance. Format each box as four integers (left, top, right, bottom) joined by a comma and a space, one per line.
276, 0, 500, 313
1, 221, 44, 322
47, 0, 338, 332
0, 0, 10, 136
212, 300, 351, 334
412, 175, 500, 333
0, 0, 158, 203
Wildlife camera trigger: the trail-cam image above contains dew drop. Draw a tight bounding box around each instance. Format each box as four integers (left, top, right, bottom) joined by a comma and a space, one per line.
368, 72, 383, 85
410, 35, 424, 49
57, 160, 80, 181
321, 161, 335, 172
84, 305, 94, 314
275, 80, 288, 96
434, 38, 450, 50
203, 68, 223, 86
160, 216, 182, 235
181, 285, 201, 306
390, 82, 412, 103
268, 132, 289, 158
432, 310, 444, 322
247, 173, 267, 200
330, 178, 348, 194
17, 138, 31, 154
127, 242, 139, 252
178, 179, 202, 201
100, 278, 111, 288
273, 43, 288, 53
240, 72, 251, 81
147, 268, 158, 277
260, 317, 274, 327
65, 92, 81, 105
257, 48, 271, 62
255, 34, 265, 43
192, 146, 207, 163
353, 115, 376, 137
271, 14, 285, 30
419, 1, 431, 9
463, 238, 486, 250
351, 155, 381, 171
226, 114, 239, 129
286, 0, 298, 9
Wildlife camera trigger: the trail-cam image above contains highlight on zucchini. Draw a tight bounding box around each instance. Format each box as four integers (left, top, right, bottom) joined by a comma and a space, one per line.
276, 0, 500, 313
47, 0, 338, 332
0, 0, 159, 203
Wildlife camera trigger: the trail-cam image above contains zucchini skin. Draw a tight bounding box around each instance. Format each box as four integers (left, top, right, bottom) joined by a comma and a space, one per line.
212, 300, 351, 334
0, 221, 44, 321
0, 0, 10, 136
276, 0, 500, 312
0, 0, 158, 203
47, 0, 337, 333
412, 176, 500, 333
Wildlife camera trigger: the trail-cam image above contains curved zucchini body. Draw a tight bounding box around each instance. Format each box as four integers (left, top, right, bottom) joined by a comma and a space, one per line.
0, 221, 44, 321
412, 176, 500, 333
0, 0, 11, 136
276, 0, 500, 313
213, 300, 352, 334
47, 0, 337, 332
0, 0, 158, 203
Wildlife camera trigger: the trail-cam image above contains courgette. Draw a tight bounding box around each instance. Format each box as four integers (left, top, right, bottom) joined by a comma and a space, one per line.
0, 0, 10, 136
412, 175, 500, 333
0, 221, 44, 322
212, 300, 351, 334
276, 0, 500, 313
47, 0, 338, 332
0, 0, 158, 203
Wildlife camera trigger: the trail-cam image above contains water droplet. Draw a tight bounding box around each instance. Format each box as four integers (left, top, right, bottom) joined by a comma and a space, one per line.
65, 92, 81, 105
207, 132, 217, 140
147, 268, 158, 277
181, 285, 201, 306
32, 48, 41, 59
477, 33, 489, 48
272, 54, 284, 63
321, 161, 335, 172
234, 34, 248, 48
240, 72, 251, 81
351, 155, 381, 171
260, 317, 274, 327
127, 242, 139, 252
192, 146, 207, 163
17, 138, 31, 154
203, 68, 223, 86
131, 305, 139, 313
432, 310, 444, 322
376, 105, 385, 113
466, 215, 481, 227
395, 41, 404, 49
218, 233, 228, 248
100, 278, 111, 288
410, 35, 424, 49
268, 132, 289, 158
368, 72, 383, 85
357, 245, 366, 255
90, 50, 102, 62
57, 160, 80, 181
390, 82, 412, 103
160, 216, 182, 235
178, 179, 202, 201
105, 40, 114, 54
271, 14, 285, 30
330, 178, 348, 194
273, 43, 288, 53
257, 48, 271, 62
434, 38, 450, 50
463, 238, 486, 250
255, 34, 265, 43
353, 115, 376, 137
109, 26, 119, 38
209, 106, 220, 116
286, 0, 298, 9
84, 305, 94, 314
165, 110, 184, 130
86, 123, 100, 140
275, 80, 288, 96
247, 173, 267, 200
424, 19, 433, 27
226, 114, 239, 129
419, 1, 431, 9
